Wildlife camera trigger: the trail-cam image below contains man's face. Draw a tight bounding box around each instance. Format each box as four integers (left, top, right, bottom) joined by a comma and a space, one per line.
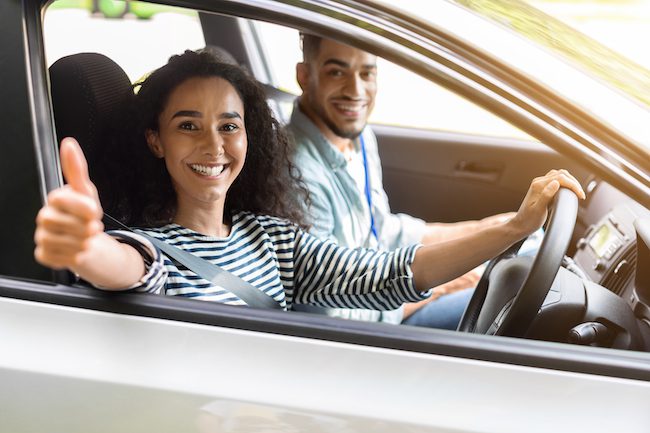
298, 39, 377, 141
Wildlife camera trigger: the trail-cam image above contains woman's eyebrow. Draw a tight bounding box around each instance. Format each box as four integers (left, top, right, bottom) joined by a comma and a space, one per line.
172, 110, 202, 119
221, 111, 242, 120
170, 110, 242, 120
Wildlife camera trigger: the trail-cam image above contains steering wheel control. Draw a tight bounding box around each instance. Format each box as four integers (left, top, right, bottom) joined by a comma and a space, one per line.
568, 321, 613, 346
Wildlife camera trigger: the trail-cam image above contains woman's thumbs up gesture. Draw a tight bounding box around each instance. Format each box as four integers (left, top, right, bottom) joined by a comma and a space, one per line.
34, 138, 104, 270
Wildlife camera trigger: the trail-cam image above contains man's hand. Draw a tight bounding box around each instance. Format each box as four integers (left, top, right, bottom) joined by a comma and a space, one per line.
34, 138, 104, 269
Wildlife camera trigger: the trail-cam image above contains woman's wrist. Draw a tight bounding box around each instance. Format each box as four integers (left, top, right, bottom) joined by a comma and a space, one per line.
502, 215, 533, 242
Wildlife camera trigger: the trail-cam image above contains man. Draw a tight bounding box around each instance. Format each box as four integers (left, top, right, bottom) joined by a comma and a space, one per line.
288, 34, 514, 328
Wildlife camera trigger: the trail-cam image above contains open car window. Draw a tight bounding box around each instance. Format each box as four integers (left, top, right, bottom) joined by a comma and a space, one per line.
44, 3, 205, 81
28, 0, 650, 346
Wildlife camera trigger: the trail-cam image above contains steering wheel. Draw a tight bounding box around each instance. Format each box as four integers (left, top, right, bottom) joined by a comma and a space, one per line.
457, 188, 579, 337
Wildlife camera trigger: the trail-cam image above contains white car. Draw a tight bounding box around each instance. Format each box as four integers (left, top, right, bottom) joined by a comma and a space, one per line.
1, 0, 649, 432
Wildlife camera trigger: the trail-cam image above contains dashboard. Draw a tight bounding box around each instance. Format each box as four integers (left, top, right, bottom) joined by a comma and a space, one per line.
572, 179, 650, 327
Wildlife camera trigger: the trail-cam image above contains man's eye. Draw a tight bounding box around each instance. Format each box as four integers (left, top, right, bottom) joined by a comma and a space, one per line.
327, 69, 344, 77
179, 122, 197, 131
361, 71, 377, 80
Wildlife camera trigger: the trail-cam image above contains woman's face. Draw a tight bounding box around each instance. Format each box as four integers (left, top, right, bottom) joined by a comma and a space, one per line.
146, 76, 247, 209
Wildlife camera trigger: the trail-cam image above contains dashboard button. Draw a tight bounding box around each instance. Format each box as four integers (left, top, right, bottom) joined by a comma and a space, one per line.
593, 259, 606, 272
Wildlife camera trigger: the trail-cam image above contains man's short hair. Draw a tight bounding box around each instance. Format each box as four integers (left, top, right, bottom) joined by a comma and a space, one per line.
300, 32, 322, 62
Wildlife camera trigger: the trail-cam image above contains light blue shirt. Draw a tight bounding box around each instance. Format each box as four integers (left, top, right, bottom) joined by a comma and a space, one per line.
288, 103, 427, 323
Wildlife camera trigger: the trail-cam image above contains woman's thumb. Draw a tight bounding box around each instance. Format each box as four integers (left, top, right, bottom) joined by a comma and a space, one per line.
60, 137, 95, 198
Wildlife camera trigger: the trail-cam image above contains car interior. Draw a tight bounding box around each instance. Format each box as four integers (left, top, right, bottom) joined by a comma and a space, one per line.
26, 3, 650, 354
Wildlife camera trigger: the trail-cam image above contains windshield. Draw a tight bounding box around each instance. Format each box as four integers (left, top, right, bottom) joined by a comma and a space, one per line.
374, 0, 650, 154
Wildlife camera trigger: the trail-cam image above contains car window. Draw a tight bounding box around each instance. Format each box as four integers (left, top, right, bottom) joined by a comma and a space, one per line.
252, 20, 532, 140
43, 2, 205, 82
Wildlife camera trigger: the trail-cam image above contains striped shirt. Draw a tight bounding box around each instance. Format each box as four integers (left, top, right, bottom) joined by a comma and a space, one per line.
111, 211, 428, 311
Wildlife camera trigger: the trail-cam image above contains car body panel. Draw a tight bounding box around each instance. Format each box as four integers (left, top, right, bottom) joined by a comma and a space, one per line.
2, 294, 650, 433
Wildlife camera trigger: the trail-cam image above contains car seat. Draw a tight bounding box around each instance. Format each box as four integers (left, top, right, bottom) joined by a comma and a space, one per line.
49, 52, 135, 224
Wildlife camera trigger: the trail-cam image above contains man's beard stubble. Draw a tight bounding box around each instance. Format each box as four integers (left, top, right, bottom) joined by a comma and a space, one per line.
312, 99, 364, 140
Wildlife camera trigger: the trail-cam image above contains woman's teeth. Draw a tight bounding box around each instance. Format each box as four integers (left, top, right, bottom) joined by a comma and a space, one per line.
190, 164, 224, 177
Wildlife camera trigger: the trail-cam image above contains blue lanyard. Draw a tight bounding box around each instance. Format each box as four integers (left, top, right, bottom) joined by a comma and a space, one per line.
359, 134, 378, 241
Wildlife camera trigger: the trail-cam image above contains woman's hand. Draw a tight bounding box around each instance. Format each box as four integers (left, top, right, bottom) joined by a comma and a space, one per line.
508, 169, 585, 238
34, 138, 104, 270
411, 169, 584, 292
34, 138, 145, 289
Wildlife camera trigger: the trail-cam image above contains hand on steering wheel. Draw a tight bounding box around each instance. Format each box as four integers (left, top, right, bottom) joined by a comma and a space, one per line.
458, 186, 580, 337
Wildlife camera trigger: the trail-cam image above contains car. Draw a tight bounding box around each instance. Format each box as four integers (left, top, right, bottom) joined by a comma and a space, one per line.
1, 0, 650, 432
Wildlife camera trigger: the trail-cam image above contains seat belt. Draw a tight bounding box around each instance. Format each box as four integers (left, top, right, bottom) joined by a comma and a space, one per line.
104, 214, 282, 310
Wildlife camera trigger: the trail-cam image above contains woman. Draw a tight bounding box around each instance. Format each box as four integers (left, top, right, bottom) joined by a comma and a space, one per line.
34, 50, 585, 311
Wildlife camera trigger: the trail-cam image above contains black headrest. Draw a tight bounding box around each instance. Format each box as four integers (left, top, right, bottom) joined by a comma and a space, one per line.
49, 53, 134, 212
49, 52, 133, 160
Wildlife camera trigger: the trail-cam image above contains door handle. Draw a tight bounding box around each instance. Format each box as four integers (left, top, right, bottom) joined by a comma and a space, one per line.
454, 161, 503, 182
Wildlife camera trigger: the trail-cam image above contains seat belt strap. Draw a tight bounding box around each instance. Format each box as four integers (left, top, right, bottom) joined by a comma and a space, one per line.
104, 214, 282, 310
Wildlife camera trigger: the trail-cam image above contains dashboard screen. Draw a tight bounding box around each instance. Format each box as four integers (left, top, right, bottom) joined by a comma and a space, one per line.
589, 224, 617, 258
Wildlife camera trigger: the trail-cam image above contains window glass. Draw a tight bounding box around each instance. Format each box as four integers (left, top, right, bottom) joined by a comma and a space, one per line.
44, 0, 205, 83
253, 21, 531, 140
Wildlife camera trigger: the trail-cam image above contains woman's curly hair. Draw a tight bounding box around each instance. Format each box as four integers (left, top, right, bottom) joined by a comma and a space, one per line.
115, 50, 309, 228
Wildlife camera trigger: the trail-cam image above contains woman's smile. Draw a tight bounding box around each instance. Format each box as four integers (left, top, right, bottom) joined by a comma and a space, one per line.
188, 162, 228, 178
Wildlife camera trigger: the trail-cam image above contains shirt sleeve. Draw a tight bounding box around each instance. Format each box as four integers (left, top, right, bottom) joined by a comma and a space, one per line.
302, 182, 339, 243
102, 230, 168, 294
291, 229, 430, 310
291, 147, 339, 243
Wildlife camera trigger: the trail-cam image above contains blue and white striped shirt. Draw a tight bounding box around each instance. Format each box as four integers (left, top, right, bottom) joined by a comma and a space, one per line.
112, 211, 428, 311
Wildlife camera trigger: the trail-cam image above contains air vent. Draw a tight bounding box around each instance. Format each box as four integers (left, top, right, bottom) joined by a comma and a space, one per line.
601, 245, 637, 296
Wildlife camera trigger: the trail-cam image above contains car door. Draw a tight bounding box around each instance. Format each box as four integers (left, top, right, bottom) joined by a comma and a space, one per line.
374, 125, 589, 223
1, 1, 650, 432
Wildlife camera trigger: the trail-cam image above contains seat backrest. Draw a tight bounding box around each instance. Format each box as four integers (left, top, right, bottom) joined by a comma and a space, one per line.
49, 52, 134, 218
